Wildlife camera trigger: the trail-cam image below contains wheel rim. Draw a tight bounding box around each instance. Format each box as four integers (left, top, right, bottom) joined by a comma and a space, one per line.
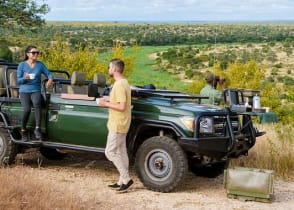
144, 149, 173, 181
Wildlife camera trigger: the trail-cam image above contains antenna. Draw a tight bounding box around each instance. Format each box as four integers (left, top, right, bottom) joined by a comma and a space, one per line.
211, 24, 218, 104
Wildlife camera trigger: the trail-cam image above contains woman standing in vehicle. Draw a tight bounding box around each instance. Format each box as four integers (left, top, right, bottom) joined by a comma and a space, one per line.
17, 45, 53, 141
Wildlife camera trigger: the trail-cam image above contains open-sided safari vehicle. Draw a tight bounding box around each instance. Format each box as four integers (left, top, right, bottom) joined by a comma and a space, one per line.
0, 62, 265, 192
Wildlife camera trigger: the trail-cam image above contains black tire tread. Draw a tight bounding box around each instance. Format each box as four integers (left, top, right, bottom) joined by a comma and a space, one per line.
135, 136, 187, 192
0, 128, 17, 166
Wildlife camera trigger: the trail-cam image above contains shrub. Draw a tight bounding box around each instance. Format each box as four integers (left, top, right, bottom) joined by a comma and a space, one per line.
198, 54, 209, 62
39, 41, 135, 81
271, 67, 279, 76
231, 123, 294, 180
0, 47, 13, 62
283, 76, 294, 86
185, 69, 193, 79
273, 63, 282, 68
225, 60, 265, 89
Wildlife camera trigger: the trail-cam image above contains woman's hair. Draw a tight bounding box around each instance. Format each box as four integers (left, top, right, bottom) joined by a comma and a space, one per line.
24, 45, 37, 60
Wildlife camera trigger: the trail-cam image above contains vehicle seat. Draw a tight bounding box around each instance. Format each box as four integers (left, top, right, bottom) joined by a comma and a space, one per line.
67, 71, 87, 94
93, 73, 106, 96
9, 71, 19, 98
0, 65, 7, 96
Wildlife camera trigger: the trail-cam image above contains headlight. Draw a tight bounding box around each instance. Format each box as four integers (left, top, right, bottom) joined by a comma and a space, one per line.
199, 117, 214, 134
180, 116, 195, 131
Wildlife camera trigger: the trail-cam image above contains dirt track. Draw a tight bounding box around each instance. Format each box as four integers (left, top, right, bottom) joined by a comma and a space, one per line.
7, 149, 293, 210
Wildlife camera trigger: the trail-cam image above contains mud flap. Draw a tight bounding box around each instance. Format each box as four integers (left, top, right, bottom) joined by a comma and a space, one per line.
224, 167, 274, 203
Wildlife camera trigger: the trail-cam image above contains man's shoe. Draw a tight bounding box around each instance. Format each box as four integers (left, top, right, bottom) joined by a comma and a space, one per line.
117, 179, 133, 192
108, 183, 120, 188
34, 128, 42, 140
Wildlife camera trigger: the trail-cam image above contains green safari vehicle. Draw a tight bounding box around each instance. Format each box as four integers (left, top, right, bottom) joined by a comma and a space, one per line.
0, 62, 265, 192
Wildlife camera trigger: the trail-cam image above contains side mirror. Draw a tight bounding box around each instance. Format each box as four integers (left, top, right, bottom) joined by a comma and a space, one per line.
88, 83, 99, 98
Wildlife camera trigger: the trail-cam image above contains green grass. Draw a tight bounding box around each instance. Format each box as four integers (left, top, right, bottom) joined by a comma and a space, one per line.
98, 46, 192, 92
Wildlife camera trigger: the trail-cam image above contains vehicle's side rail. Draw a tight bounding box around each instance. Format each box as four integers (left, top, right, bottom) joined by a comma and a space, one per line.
2, 65, 72, 98
42, 78, 94, 95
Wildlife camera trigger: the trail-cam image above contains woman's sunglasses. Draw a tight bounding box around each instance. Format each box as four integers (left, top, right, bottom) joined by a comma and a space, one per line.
28, 51, 40, 55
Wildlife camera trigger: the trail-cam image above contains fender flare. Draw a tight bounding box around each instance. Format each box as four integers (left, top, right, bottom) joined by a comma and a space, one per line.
127, 119, 184, 155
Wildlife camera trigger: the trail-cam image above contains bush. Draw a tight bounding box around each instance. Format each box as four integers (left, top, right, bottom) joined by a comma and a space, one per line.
198, 54, 209, 62
185, 69, 193, 79
231, 123, 294, 180
283, 76, 294, 86
0, 47, 13, 62
273, 63, 282, 68
271, 67, 279, 76
39, 41, 135, 81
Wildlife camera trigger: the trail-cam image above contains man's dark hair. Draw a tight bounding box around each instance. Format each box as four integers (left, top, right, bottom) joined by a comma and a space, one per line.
110, 58, 125, 73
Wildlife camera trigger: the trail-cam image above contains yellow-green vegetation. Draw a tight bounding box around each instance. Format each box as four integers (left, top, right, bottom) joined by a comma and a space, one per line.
231, 123, 294, 180
157, 42, 294, 124
39, 42, 135, 81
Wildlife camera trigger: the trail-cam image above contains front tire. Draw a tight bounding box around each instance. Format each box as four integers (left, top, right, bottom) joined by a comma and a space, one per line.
135, 136, 187, 192
0, 128, 17, 166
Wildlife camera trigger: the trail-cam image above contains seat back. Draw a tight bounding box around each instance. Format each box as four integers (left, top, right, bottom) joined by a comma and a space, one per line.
0, 63, 18, 96
0, 65, 7, 96
67, 71, 87, 94
93, 73, 106, 96
9, 71, 19, 98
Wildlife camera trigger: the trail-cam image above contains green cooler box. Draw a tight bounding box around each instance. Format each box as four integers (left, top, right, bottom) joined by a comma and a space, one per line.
224, 167, 274, 202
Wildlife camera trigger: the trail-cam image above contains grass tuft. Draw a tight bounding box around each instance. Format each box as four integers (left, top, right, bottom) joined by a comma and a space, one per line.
231, 123, 294, 180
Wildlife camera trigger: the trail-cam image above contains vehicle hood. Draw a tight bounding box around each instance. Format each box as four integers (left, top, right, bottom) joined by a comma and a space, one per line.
175, 101, 225, 113
132, 97, 225, 116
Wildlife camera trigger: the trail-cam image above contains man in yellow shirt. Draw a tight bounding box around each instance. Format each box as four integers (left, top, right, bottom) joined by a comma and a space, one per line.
100, 58, 133, 192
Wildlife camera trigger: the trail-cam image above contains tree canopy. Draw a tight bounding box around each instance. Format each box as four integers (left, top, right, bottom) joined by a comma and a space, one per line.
0, 0, 49, 28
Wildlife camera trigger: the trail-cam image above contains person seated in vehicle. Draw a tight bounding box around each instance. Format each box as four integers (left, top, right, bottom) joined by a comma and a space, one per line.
200, 73, 225, 105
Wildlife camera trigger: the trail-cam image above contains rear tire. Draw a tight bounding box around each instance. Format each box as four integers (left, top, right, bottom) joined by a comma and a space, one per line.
135, 136, 187, 192
0, 128, 17, 166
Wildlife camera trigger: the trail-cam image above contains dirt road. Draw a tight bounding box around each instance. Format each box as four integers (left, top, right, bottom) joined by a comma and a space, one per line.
3, 149, 294, 210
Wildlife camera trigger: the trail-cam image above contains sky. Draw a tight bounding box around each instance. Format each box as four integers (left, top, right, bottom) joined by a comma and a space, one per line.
41, 0, 294, 22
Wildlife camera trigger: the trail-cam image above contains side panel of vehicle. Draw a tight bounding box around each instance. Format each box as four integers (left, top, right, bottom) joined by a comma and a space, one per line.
47, 96, 109, 147
0, 101, 48, 133
132, 98, 196, 137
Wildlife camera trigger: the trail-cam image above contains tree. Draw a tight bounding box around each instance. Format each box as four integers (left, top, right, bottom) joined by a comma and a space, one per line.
0, 0, 49, 28
225, 60, 265, 90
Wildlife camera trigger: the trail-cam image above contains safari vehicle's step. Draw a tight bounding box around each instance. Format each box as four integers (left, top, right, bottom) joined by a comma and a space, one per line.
11, 139, 106, 153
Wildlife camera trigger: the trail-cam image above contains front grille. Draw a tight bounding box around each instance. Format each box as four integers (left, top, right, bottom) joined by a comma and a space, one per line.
198, 115, 239, 138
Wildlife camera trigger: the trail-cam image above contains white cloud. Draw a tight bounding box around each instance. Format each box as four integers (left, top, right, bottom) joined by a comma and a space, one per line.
42, 0, 294, 21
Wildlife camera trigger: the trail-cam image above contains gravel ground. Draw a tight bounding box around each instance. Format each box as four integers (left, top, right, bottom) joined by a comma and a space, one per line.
8, 150, 294, 210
